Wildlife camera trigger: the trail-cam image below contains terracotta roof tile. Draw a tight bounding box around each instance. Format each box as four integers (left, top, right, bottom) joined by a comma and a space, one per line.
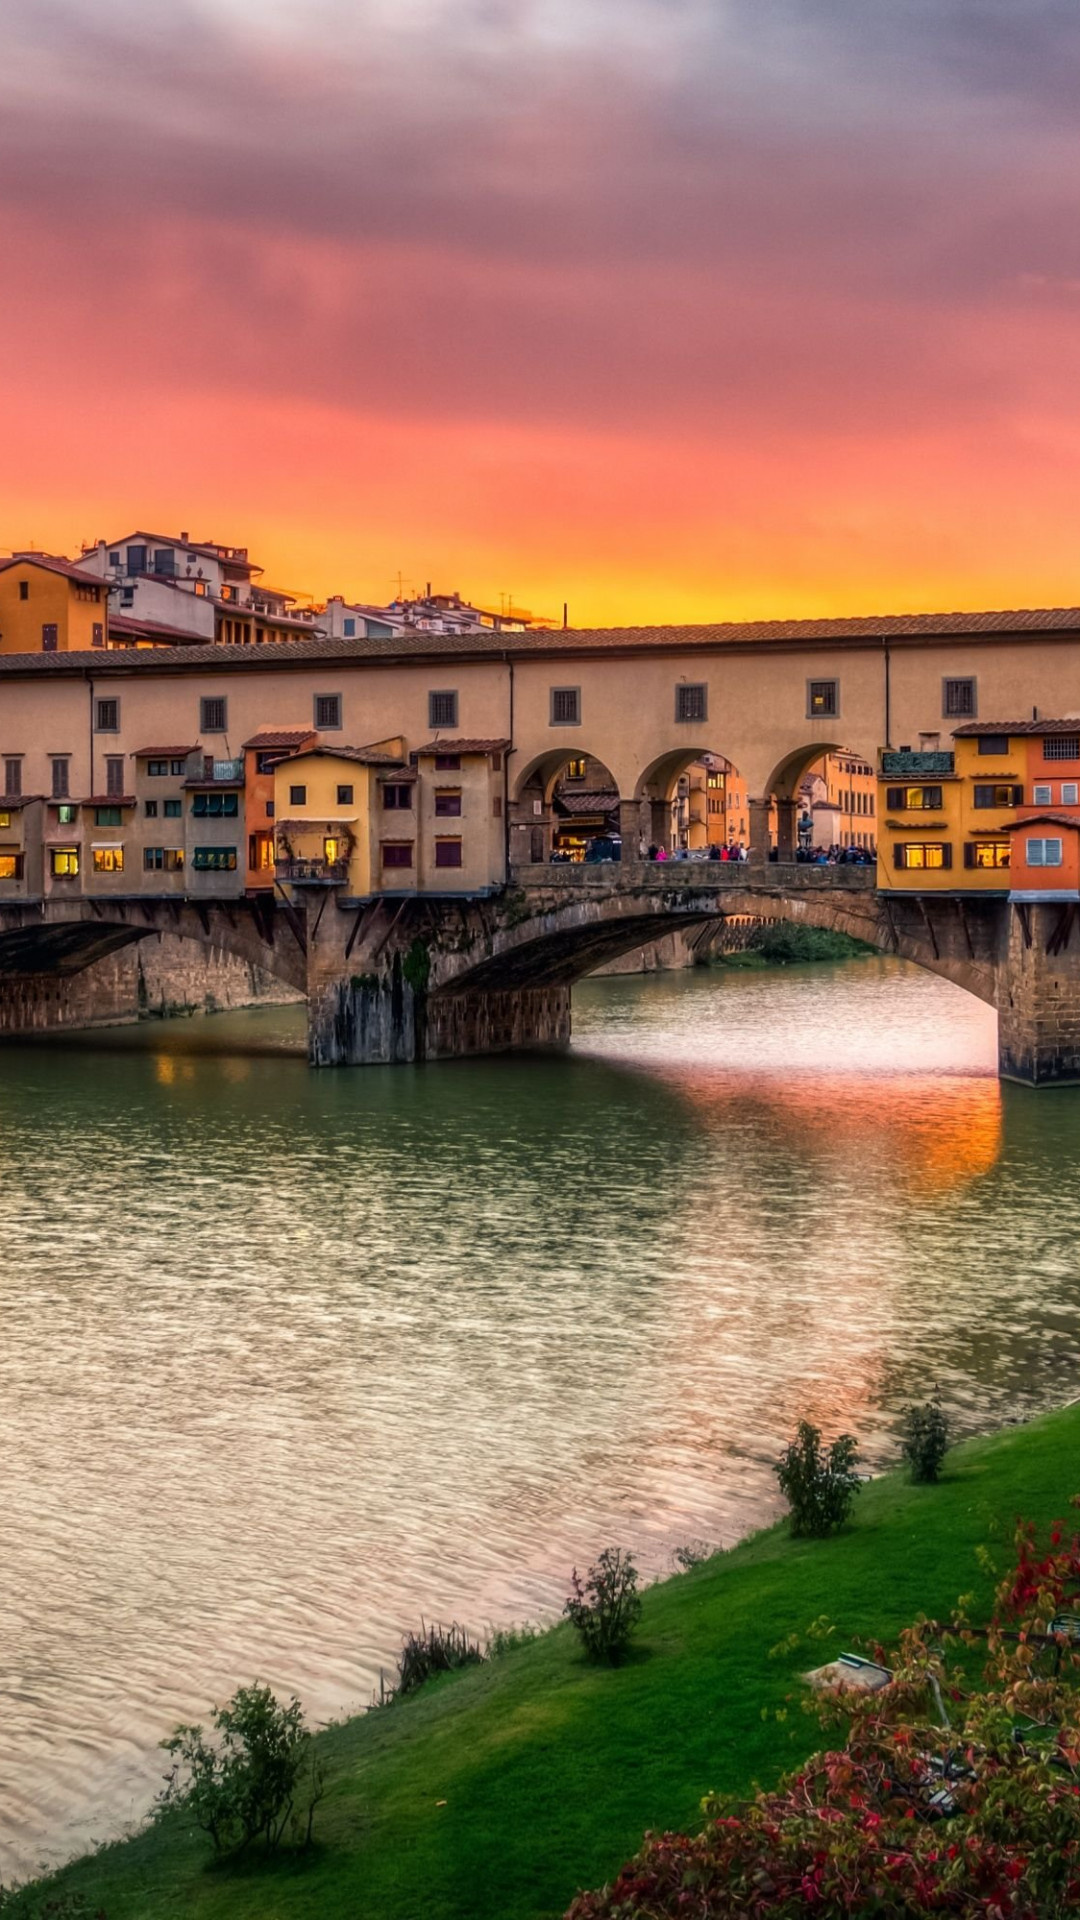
279, 742, 404, 766
0, 552, 105, 588
1008, 810, 1080, 829
241, 726, 318, 749
952, 719, 1080, 736
131, 745, 198, 758
413, 738, 511, 754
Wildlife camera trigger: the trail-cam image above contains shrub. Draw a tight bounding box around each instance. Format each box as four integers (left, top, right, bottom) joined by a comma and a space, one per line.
566, 1555, 1080, 1918
672, 1539, 715, 1572
900, 1397, 950, 1483
393, 1620, 484, 1699
564, 1548, 642, 1664
486, 1622, 541, 1658
775, 1420, 861, 1537
157, 1682, 324, 1855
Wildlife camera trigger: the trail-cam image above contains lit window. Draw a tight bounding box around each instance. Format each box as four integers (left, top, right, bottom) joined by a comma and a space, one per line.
966, 841, 1010, 869
192, 847, 237, 871
0, 852, 23, 880
895, 843, 951, 870
51, 847, 80, 877
1027, 837, 1064, 867
565, 758, 587, 781
92, 847, 124, 873
885, 786, 943, 811
56, 804, 77, 825
973, 784, 1023, 808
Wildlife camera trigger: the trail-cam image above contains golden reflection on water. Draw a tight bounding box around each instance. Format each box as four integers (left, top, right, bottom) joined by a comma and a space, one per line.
1, 957, 1078, 1881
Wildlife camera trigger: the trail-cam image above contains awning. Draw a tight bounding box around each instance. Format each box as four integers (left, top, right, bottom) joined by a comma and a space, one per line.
275, 816, 358, 830
91, 841, 123, 851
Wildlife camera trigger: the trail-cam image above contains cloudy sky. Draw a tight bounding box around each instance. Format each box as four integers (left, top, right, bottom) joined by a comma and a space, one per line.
2, 0, 1079, 621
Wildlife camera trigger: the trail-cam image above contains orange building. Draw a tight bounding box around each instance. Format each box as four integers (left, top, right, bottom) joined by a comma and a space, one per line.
243, 725, 317, 891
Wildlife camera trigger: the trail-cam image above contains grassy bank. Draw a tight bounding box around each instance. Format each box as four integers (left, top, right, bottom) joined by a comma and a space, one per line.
11, 1405, 1080, 1920
711, 926, 874, 967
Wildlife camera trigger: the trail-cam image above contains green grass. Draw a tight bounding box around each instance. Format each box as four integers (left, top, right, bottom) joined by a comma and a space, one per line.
11, 1405, 1080, 1920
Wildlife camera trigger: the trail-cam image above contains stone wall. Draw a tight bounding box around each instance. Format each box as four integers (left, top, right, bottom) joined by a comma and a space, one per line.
0, 933, 302, 1038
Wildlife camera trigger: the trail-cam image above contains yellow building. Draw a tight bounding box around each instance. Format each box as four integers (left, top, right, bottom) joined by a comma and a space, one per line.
877, 732, 1025, 890
0, 554, 107, 653
273, 742, 407, 896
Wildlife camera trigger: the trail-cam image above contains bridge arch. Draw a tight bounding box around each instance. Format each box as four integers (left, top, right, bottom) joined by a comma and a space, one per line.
0, 897, 308, 997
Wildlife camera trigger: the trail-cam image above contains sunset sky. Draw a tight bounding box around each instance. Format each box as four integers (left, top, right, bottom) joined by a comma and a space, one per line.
3, 0, 1079, 625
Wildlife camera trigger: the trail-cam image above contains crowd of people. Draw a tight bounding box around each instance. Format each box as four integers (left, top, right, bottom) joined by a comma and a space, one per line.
552, 836, 876, 864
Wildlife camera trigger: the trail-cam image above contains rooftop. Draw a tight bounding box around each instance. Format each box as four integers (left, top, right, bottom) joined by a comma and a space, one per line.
242, 726, 319, 750
0, 552, 105, 589
0, 604, 1079, 675
413, 738, 511, 756
953, 719, 1080, 736
279, 742, 405, 767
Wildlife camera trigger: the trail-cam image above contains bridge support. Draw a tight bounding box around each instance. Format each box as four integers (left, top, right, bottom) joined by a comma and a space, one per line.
998, 901, 1080, 1086
307, 970, 571, 1067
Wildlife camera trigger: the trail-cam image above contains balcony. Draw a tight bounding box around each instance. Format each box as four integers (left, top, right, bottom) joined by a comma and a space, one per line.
880, 750, 955, 777
276, 856, 351, 886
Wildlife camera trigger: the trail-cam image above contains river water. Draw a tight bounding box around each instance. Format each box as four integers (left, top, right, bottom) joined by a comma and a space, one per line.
3, 957, 1080, 1880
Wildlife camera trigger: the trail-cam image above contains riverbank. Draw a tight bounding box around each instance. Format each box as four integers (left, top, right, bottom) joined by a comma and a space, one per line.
11, 1401, 1080, 1920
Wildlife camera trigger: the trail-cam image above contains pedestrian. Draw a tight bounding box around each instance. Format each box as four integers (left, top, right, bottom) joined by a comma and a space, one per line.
638, 834, 648, 860
656, 843, 668, 861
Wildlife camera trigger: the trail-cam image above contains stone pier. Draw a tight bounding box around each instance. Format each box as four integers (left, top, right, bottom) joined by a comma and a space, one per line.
998, 901, 1080, 1086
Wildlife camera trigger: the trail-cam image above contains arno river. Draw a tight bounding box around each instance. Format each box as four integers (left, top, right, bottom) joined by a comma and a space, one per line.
3, 957, 1080, 1880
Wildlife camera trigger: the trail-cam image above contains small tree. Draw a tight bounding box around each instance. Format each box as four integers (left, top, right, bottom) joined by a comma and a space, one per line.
775, 1420, 861, 1538
564, 1548, 642, 1664
157, 1682, 324, 1855
900, 1397, 950, 1483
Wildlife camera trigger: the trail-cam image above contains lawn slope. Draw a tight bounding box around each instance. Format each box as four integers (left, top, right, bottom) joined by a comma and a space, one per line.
11, 1405, 1080, 1920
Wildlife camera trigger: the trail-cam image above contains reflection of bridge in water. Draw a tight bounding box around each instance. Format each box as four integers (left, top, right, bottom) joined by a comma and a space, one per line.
0, 859, 1074, 1084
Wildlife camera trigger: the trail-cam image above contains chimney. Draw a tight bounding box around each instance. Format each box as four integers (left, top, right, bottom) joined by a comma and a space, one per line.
180, 530, 189, 543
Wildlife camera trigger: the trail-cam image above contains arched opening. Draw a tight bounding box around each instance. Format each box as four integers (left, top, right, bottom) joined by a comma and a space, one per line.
635, 748, 752, 860
759, 743, 878, 866
511, 748, 622, 865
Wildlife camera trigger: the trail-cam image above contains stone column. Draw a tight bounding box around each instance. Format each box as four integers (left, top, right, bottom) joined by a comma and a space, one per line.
774, 797, 797, 863
620, 797, 645, 860
747, 798, 772, 868
648, 798, 670, 850
998, 900, 1080, 1085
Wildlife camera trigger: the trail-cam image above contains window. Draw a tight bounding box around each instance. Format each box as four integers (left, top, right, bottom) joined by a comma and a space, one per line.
41, 623, 58, 652
434, 789, 462, 816
428, 690, 458, 730
108, 551, 120, 566
1045, 736, 1080, 762
92, 847, 124, 873
976, 734, 1009, 756
289, 784, 307, 807
493, 795, 503, 818
200, 696, 227, 733
51, 758, 69, 799
550, 686, 581, 726
95, 807, 122, 827
675, 683, 707, 724
50, 847, 79, 877
565, 758, 587, 781
343, 617, 356, 637
435, 838, 463, 868
92, 623, 104, 648
894, 843, 952, 869
1063, 783, 1080, 807
144, 847, 184, 871
1032, 784, 1053, 807
1027, 837, 1064, 867
147, 759, 170, 776
153, 549, 175, 575
192, 791, 239, 817
314, 693, 342, 730
95, 698, 119, 732
56, 804, 77, 826
944, 677, 976, 718
381, 842, 414, 869
126, 544, 147, 573
266, 800, 275, 818
105, 756, 125, 797
145, 799, 158, 818
885, 785, 944, 811
491, 751, 502, 772
18, 580, 28, 601
434, 754, 461, 772
336, 784, 354, 805
164, 798, 182, 818
382, 784, 412, 810
0, 813, 9, 829
965, 841, 1011, 869
972, 783, 1024, 808
3, 759, 21, 798
192, 847, 238, 871
0, 853, 23, 881
807, 679, 839, 718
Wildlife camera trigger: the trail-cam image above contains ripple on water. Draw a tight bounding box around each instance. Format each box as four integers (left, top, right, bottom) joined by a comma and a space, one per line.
2, 959, 1080, 1878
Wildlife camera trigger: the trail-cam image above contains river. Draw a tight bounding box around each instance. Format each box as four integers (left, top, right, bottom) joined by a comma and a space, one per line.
3, 956, 1080, 1881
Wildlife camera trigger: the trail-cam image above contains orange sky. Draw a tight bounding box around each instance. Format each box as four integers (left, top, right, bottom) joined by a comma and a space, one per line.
3, 1, 1080, 625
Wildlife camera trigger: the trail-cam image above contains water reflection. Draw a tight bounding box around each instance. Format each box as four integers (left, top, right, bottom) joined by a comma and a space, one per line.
2, 958, 1079, 1879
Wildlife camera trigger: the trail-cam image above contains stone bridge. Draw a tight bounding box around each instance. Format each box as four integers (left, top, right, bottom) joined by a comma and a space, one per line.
0, 866, 1077, 1083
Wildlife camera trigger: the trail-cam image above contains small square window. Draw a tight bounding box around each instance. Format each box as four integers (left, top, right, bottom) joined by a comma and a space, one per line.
1044, 735, 1080, 762
434, 754, 461, 772
807, 679, 839, 719
550, 687, 581, 726
164, 798, 182, 818
977, 735, 1010, 756
95, 697, 119, 732
382, 783, 412, 810
675, 683, 707, 724
435, 838, 463, 868
944, 677, 976, 718
434, 789, 462, 816
51, 847, 79, 877
1062, 783, 1079, 806
289, 784, 307, 806
336, 784, 354, 806
315, 693, 342, 730
201, 696, 227, 733
382, 841, 414, 869
1033, 783, 1053, 806
56, 803, 77, 826
428, 690, 458, 730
